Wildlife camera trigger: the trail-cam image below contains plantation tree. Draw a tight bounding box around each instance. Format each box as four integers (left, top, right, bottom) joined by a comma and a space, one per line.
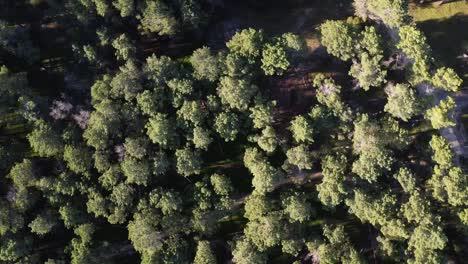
9, 159, 36, 189
175, 147, 202, 176
349, 52, 386, 90
244, 147, 283, 194
425, 96, 456, 129
110, 60, 144, 101
214, 111, 240, 142
317, 225, 365, 264
394, 167, 418, 193
261, 43, 290, 75
146, 113, 177, 148
281, 192, 314, 223
124, 137, 148, 160
121, 157, 151, 186
113, 0, 134, 17
407, 221, 447, 264
244, 194, 274, 221
28, 121, 64, 157
137, 90, 162, 115
317, 154, 349, 207
402, 193, 432, 223
112, 34, 136, 61
260, 33, 306, 76
256, 126, 278, 153
139, 0, 178, 35
210, 173, 233, 196
145, 55, 178, 85
249, 102, 274, 129
244, 213, 283, 251
63, 145, 93, 175
441, 167, 468, 207
352, 115, 394, 182
232, 239, 267, 264
397, 26, 432, 83
313, 74, 353, 122
226, 28, 264, 61
289, 115, 314, 143
286, 144, 313, 170
177, 100, 206, 125
29, 211, 58, 235
192, 126, 212, 150
360, 26, 384, 57
194, 240, 216, 264
430, 135, 454, 167
320, 20, 357, 61
218, 76, 258, 110
432, 67, 463, 92
384, 83, 419, 121
153, 152, 171, 175
190, 47, 221, 82
363, 0, 409, 28
167, 78, 194, 107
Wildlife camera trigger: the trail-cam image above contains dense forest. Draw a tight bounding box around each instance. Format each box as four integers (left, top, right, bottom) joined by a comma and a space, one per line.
0, 0, 467, 263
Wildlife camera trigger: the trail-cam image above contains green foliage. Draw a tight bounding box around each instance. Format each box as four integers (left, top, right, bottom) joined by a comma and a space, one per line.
256, 126, 278, 153
349, 52, 386, 90
210, 173, 233, 196
282, 192, 314, 223
192, 126, 212, 150
244, 148, 283, 194
384, 83, 419, 121
318, 225, 365, 264
289, 115, 314, 143
218, 76, 258, 110
317, 154, 349, 207
214, 111, 240, 142
365, 0, 409, 28
244, 213, 283, 251
63, 145, 93, 174
9, 159, 36, 189
432, 67, 463, 92
397, 25, 432, 83
113, 0, 134, 17
177, 100, 206, 125
249, 102, 274, 129
425, 96, 456, 129
313, 74, 353, 122
124, 137, 148, 160
139, 0, 178, 35
360, 26, 383, 57
175, 147, 202, 176
261, 43, 290, 76
407, 221, 447, 264
227, 28, 264, 61
286, 144, 313, 170
190, 47, 221, 81
28, 121, 64, 157
29, 211, 57, 235
351, 115, 394, 182
121, 157, 151, 186
320, 20, 357, 61
194, 240, 216, 264
232, 239, 266, 264
394, 167, 417, 193
112, 34, 136, 61
146, 113, 177, 148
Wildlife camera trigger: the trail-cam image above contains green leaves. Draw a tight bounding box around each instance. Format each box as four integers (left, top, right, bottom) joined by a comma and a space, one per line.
425, 96, 456, 129
432, 67, 463, 92
320, 20, 357, 61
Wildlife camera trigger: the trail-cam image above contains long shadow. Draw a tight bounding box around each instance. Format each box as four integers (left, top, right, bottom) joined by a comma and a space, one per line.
417, 14, 468, 81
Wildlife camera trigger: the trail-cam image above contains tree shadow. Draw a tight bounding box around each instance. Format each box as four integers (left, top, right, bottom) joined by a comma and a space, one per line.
417, 13, 468, 81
